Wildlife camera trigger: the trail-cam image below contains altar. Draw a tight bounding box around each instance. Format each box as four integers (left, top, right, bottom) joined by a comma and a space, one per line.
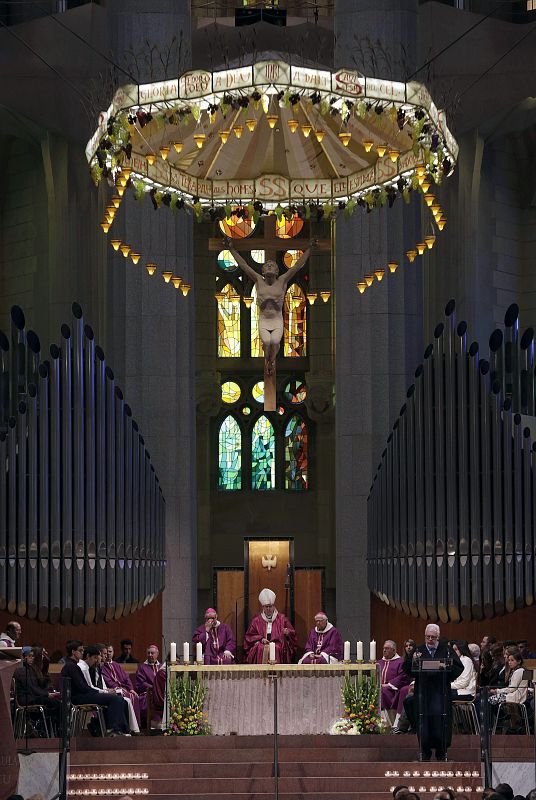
169, 663, 377, 736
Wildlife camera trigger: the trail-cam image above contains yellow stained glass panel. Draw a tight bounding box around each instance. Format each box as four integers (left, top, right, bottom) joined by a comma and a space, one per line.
218, 283, 241, 357
222, 381, 241, 403
250, 284, 262, 357
283, 283, 307, 357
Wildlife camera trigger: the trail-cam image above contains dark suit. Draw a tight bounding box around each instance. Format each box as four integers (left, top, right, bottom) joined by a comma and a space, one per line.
403, 641, 463, 760
60, 658, 128, 734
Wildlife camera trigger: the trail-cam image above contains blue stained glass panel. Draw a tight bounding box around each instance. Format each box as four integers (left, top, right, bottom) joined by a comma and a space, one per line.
218, 415, 242, 490
251, 415, 275, 490
284, 415, 308, 490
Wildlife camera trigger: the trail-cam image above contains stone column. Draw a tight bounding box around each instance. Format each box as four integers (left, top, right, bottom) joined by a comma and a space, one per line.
105, 1, 196, 649
334, 0, 422, 642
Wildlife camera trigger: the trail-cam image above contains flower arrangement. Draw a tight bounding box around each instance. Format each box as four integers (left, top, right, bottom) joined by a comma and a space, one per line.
330, 671, 384, 735
165, 674, 212, 736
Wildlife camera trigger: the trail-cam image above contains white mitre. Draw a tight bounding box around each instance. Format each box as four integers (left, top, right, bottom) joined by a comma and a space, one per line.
259, 588, 276, 605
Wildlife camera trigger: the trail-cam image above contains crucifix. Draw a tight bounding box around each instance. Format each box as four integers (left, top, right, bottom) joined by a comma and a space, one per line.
208, 216, 330, 412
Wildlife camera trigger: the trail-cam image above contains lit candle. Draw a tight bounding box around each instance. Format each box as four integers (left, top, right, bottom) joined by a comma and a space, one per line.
196, 642, 203, 663
343, 641, 351, 661
183, 642, 190, 663
356, 641, 363, 661
370, 640, 377, 661
269, 642, 276, 662
169, 642, 177, 663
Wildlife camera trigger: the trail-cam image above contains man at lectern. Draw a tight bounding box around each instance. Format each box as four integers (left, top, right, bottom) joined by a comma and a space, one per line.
403, 624, 463, 761
244, 588, 297, 664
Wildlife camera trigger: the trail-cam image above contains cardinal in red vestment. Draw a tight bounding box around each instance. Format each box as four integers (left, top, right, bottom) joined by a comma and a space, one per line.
244, 588, 297, 664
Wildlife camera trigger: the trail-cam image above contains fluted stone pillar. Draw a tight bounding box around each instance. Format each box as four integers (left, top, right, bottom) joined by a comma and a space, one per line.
105, 1, 196, 650
334, 0, 423, 642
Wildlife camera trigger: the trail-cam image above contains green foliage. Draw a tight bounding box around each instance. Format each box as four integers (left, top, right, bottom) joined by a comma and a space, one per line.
165, 674, 211, 736
341, 670, 384, 734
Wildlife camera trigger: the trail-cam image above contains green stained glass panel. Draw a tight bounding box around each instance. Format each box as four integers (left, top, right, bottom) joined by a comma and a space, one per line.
217, 249, 238, 272
284, 415, 308, 490
251, 415, 275, 490
218, 415, 242, 490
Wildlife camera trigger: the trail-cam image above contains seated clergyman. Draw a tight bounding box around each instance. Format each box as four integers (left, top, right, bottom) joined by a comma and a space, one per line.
299, 612, 343, 664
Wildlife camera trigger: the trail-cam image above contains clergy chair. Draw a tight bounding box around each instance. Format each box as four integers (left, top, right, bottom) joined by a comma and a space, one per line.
70, 703, 107, 737
491, 701, 531, 735
12, 680, 52, 739
452, 700, 480, 735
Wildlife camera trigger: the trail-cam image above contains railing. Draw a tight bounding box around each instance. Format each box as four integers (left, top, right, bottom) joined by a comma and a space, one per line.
368, 299, 536, 622
0, 303, 166, 624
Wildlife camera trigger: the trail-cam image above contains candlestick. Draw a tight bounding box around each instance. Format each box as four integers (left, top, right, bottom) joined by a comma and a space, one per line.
268, 642, 276, 662
356, 640, 363, 661
369, 639, 376, 661
196, 642, 203, 663
169, 642, 177, 663
343, 641, 351, 662
183, 642, 190, 663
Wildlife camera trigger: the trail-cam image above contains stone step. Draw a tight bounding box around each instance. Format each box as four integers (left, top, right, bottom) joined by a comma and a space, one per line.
67, 793, 484, 800
67, 762, 482, 779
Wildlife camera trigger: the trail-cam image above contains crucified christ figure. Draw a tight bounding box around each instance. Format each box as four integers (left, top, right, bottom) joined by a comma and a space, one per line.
224, 237, 317, 375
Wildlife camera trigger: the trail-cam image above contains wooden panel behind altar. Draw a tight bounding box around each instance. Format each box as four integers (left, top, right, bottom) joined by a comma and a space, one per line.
294, 567, 324, 655
214, 568, 244, 647
245, 539, 293, 625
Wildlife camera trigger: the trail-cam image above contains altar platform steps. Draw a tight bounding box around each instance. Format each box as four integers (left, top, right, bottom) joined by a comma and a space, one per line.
65, 734, 491, 800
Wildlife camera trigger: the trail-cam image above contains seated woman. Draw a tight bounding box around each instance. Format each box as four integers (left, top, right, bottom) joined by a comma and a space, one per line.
490, 648, 529, 733
13, 646, 61, 731
451, 641, 477, 700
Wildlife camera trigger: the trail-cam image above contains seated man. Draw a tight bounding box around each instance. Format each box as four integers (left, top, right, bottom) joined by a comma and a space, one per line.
378, 640, 412, 718
87, 645, 140, 734
135, 644, 162, 727
193, 608, 236, 665
100, 644, 141, 727
299, 612, 343, 664
115, 638, 139, 664
60, 641, 129, 736
244, 588, 296, 664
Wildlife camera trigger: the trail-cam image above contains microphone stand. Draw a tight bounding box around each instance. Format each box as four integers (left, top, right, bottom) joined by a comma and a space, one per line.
19, 656, 36, 756
161, 634, 168, 732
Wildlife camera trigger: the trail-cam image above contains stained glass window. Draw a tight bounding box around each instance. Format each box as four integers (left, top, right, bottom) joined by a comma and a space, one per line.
250, 285, 262, 357
251, 250, 265, 264
218, 415, 242, 490
283, 283, 307, 357
252, 382, 264, 403
222, 381, 241, 403
219, 216, 256, 239
283, 250, 303, 269
217, 250, 238, 271
218, 283, 241, 357
284, 380, 307, 403
285, 415, 308, 490
251, 415, 276, 490
276, 215, 304, 239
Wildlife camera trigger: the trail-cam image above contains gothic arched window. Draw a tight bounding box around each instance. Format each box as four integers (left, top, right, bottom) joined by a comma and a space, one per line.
217, 283, 241, 357
218, 415, 242, 490
283, 283, 307, 357
251, 415, 275, 490
284, 415, 308, 490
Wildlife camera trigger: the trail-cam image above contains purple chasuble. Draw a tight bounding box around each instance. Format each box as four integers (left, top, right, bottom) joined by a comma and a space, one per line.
192, 622, 236, 665
301, 625, 344, 663
244, 612, 297, 664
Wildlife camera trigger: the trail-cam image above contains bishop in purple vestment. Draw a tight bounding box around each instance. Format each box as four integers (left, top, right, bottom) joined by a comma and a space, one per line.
100, 644, 141, 726
244, 588, 297, 664
193, 608, 236, 664
299, 612, 343, 664
377, 640, 412, 710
